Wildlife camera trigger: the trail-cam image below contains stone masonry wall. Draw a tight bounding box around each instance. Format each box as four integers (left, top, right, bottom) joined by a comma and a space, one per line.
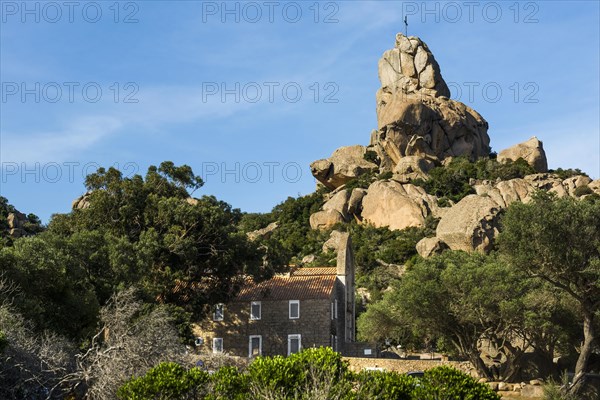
194, 297, 334, 358
344, 357, 476, 376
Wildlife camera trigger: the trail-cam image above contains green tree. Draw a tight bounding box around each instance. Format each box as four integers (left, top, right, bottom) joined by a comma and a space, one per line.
358, 251, 564, 381
46, 163, 283, 322
499, 192, 600, 393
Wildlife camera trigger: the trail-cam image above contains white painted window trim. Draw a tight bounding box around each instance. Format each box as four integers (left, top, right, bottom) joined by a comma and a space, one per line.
287, 334, 301, 356
248, 335, 262, 358
250, 301, 261, 320
212, 337, 223, 353
289, 300, 300, 319
213, 303, 224, 321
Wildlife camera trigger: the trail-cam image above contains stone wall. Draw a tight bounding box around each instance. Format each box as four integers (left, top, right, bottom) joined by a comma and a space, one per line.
194, 297, 335, 358
344, 357, 476, 376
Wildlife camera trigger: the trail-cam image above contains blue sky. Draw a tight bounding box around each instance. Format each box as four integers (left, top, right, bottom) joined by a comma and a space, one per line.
1, 0, 599, 223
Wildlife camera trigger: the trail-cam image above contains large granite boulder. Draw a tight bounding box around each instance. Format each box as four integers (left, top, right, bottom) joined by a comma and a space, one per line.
416, 236, 448, 258
360, 180, 440, 231
247, 222, 279, 241
310, 145, 378, 190
497, 137, 548, 173
436, 195, 501, 253
309, 209, 345, 230
372, 33, 490, 170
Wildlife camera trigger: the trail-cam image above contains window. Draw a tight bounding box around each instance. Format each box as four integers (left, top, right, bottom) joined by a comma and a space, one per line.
250, 301, 261, 320
289, 300, 300, 319
288, 334, 301, 355
212, 337, 223, 353
249, 335, 262, 358
334, 299, 338, 319
213, 303, 224, 321
331, 302, 334, 320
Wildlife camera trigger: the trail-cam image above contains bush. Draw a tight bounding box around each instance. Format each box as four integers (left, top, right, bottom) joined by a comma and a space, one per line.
205, 366, 249, 400
118, 350, 501, 400
413, 366, 500, 400
354, 370, 415, 399
574, 185, 593, 197
413, 156, 536, 203
117, 362, 209, 400
247, 347, 347, 397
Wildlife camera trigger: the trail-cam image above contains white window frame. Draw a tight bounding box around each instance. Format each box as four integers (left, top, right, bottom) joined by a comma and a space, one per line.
248, 335, 262, 358
287, 334, 301, 356
212, 303, 224, 321
289, 300, 300, 319
250, 301, 261, 320
212, 337, 223, 353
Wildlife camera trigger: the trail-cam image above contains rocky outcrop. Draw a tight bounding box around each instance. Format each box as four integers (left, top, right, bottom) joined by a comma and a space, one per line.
322, 190, 351, 220
497, 137, 548, 173
371, 33, 490, 169
347, 188, 368, 217
7, 211, 28, 238
310, 209, 345, 230
247, 222, 279, 241
310, 145, 378, 190
72, 192, 92, 209
436, 195, 501, 253
393, 155, 438, 182
473, 173, 595, 208
361, 180, 440, 231
416, 236, 448, 258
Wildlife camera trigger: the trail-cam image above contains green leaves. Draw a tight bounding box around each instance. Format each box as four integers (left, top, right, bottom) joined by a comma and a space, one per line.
118, 349, 498, 400
117, 362, 209, 400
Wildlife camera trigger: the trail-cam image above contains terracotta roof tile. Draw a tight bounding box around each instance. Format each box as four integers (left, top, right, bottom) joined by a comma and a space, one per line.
234, 267, 337, 301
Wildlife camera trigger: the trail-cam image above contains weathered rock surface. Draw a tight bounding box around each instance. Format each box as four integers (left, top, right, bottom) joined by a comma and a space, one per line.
497, 137, 548, 172
436, 195, 501, 253
7, 211, 27, 238
72, 192, 92, 209
361, 180, 440, 231
322, 190, 351, 220
247, 222, 278, 241
372, 33, 490, 168
474, 173, 594, 207
310, 145, 378, 190
310, 209, 345, 230
393, 155, 438, 182
347, 188, 368, 217
416, 236, 448, 258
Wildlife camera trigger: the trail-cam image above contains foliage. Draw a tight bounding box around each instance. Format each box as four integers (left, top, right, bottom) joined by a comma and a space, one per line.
205, 366, 249, 400
42, 162, 282, 333
549, 168, 588, 180
363, 150, 379, 165
0, 196, 44, 246
413, 156, 536, 204
117, 348, 498, 400
247, 347, 347, 397
499, 192, 600, 393
52, 288, 187, 399
574, 185, 593, 197
413, 366, 500, 400
117, 362, 209, 400
353, 370, 415, 399
357, 251, 571, 381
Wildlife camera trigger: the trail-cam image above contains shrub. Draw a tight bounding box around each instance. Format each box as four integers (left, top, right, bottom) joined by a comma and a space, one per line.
413, 366, 500, 400
574, 185, 593, 197
117, 362, 209, 400
247, 347, 348, 397
354, 370, 415, 399
206, 366, 249, 400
